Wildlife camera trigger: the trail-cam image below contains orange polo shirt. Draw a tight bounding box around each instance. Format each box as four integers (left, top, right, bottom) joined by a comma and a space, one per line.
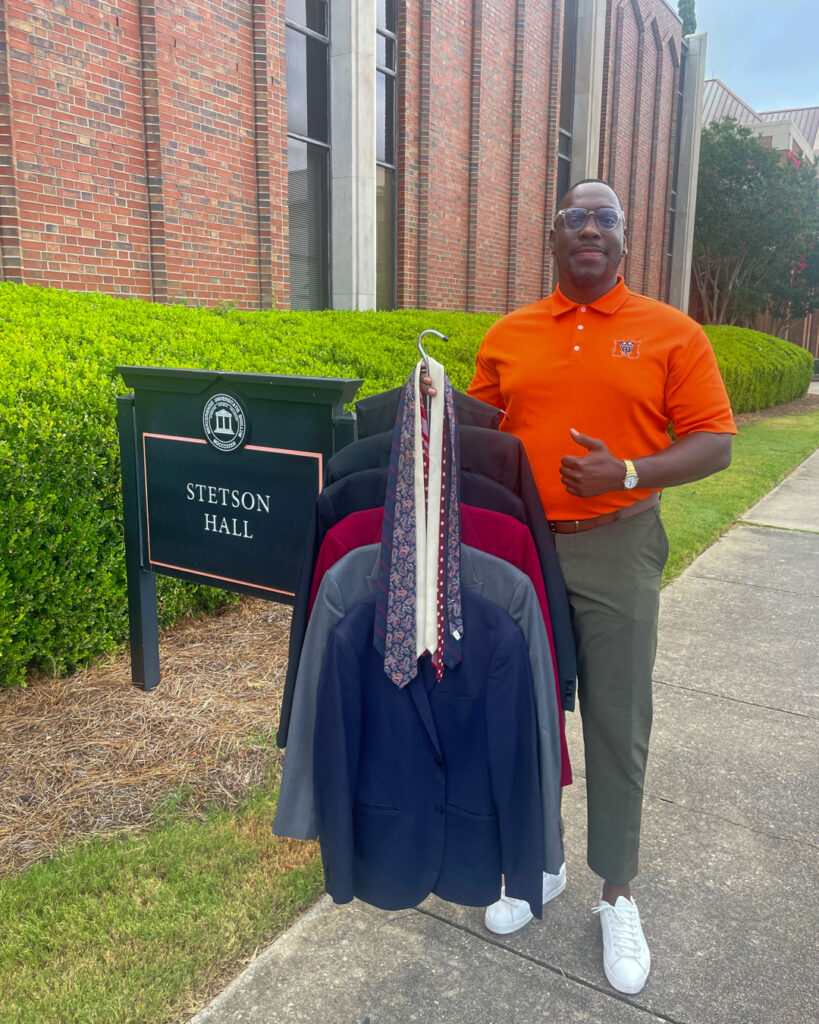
468, 277, 737, 522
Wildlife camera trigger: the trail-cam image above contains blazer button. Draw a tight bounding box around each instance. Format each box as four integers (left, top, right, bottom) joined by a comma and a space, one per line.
434, 756, 443, 766
434, 804, 444, 814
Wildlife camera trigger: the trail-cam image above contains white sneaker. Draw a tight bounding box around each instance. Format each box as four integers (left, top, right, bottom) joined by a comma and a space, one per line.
592, 896, 651, 994
484, 863, 567, 935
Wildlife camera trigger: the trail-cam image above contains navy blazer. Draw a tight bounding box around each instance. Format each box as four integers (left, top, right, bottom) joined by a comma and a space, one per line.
314, 591, 545, 914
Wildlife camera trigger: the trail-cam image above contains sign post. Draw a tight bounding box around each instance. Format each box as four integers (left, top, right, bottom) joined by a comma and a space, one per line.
116, 366, 362, 690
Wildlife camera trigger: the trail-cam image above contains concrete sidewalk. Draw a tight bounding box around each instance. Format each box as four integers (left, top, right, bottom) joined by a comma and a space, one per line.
192, 451, 819, 1024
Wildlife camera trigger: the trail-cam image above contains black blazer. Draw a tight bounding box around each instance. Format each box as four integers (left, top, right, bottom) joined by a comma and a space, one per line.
354, 386, 503, 438
276, 467, 535, 748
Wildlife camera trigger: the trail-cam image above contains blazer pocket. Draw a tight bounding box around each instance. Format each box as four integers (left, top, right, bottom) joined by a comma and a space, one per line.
354, 800, 399, 816
443, 804, 501, 880
446, 803, 496, 821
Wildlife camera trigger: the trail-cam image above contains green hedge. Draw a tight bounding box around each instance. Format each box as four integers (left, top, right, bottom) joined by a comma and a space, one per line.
0, 283, 811, 686
703, 325, 813, 412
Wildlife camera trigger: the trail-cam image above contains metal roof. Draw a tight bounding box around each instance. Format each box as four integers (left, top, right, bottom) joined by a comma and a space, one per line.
759, 107, 819, 150
702, 79, 760, 126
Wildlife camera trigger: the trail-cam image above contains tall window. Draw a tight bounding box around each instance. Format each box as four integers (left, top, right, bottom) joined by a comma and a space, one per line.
376, 0, 397, 309
557, 0, 578, 202
287, 0, 330, 310
666, 40, 687, 300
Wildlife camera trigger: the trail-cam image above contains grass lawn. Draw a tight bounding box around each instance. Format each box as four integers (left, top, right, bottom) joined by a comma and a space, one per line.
661, 409, 819, 581
1, 409, 817, 1024
0, 785, 323, 1024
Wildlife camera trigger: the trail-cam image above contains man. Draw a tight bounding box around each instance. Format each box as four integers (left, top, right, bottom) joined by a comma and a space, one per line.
423, 179, 735, 994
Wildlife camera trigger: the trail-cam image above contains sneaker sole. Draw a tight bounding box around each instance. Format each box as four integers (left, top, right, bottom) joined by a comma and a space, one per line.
485, 875, 566, 935
484, 908, 534, 935
602, 961, 648, 995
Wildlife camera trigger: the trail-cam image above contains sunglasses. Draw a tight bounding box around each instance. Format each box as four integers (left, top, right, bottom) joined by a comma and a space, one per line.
555, 207, 625, 231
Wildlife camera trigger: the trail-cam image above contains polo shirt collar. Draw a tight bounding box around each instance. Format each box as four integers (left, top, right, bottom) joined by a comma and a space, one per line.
550, 276, 630, 316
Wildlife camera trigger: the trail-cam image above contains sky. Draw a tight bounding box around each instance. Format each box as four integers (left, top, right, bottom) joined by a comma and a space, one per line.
692, 0, 819, 112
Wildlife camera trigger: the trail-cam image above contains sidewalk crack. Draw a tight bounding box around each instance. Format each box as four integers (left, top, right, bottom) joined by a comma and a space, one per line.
682, 571, 819, 598
412, 906, 692, 1024
648, 796, 819, 852
653, 678, 816, 720
738, 520, 819, 535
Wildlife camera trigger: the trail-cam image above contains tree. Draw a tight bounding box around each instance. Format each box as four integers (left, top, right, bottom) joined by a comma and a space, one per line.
678, 0, 696, 35
692, 118, 819, 326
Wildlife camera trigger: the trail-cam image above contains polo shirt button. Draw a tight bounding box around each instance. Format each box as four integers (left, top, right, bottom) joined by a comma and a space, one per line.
573, 345, 580, 352
580, 306, 587, 312
577, 324, 584, 330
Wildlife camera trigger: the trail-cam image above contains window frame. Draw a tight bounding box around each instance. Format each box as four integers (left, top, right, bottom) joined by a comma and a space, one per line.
286, 4, 332, 310
376, 2, 397, 309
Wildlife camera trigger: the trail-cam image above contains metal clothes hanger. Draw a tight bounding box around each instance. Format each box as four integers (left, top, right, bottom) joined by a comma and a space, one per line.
416, 329, 448, 418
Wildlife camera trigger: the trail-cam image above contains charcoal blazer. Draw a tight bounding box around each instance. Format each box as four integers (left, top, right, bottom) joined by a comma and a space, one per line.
273, 543, 564, 877
314, 589, 545, 914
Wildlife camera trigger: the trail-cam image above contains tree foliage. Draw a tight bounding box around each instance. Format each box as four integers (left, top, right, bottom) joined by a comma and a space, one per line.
678, 0, 696, 35
692, 118, 819, 328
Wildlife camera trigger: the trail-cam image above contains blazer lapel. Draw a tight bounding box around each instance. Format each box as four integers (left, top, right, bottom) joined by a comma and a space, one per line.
460, 543, 485, 600
407, 669, 443, 761
365, 546, 380, 595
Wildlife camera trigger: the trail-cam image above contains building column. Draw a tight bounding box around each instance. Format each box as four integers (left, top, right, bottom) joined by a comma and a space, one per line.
0, 0, 23, 283
570, 0, 606, 184
251, 0, 274, 310
136, 0, 168, 303
331, 0, 376, 310
668, 32, 706, 313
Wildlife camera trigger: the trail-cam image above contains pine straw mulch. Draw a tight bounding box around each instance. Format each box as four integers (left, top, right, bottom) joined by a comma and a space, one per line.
732, 390, 819, 426
0, 598, 292, 876
1, 391, 817, 879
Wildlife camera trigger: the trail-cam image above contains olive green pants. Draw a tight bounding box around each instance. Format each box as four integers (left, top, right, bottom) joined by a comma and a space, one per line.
554, 504, 669, 884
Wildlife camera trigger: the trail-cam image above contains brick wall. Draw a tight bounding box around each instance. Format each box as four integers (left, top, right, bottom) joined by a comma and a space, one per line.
398, 0, 563, 314
0, 0, 289, 308
0, 0, 681, 312
598, 0, 681, 302
399, 0, 682, 313
1, 0, 152, 296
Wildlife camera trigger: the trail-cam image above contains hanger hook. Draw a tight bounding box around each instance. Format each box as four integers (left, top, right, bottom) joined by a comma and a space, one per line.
416, 329, 448, 369
416, 329, 448, 418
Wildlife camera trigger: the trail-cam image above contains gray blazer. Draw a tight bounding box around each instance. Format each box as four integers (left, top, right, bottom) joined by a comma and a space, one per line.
273, 543, 564, 875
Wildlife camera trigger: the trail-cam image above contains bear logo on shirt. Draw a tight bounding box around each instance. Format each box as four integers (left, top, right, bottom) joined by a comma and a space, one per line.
612, 339, 641, 359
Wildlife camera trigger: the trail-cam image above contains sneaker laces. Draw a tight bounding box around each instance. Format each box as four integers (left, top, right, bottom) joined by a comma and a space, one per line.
499, 894, 527, 908
592, 901, 643, 957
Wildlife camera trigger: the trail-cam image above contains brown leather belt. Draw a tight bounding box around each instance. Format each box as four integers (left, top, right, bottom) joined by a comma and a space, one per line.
549, 492, 660, 534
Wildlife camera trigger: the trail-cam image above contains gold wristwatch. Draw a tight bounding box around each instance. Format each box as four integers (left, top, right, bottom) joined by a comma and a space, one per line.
623, 459, 639, 490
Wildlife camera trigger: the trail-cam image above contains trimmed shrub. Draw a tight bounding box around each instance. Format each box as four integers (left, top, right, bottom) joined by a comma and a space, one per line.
0, 283, 812, 686
704, 325, 814, 413
0, 285, 495, 687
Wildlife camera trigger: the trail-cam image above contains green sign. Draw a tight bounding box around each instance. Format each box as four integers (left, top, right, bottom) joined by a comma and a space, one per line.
116, 366, 361, 689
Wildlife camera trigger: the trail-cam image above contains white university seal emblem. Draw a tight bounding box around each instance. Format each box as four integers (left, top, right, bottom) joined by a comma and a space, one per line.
203, 393, 247, 452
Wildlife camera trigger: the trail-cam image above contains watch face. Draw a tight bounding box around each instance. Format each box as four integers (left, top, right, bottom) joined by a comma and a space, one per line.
625, 474, 639, 489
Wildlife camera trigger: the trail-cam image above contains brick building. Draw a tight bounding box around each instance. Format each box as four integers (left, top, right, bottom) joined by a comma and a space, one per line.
0, 0, 703, 314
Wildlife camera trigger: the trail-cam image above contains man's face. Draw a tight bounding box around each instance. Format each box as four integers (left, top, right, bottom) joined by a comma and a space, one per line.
549, 182, 626, 299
